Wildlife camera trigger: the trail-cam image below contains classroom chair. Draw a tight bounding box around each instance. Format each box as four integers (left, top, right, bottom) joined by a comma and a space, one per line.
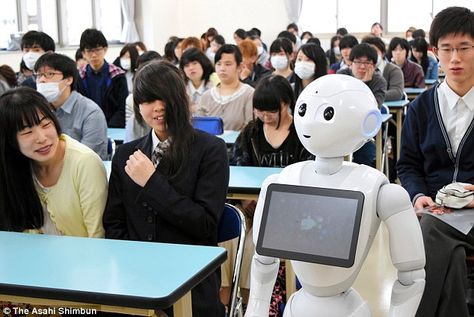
192, 116, 224, 135
218, 203, 246, 317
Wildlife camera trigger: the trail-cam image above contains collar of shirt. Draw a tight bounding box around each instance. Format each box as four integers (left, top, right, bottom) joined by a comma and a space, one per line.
188, 80, 206, 96
57, 91, 79, 114
439, 81, 474, 111
151, 130, 169, 156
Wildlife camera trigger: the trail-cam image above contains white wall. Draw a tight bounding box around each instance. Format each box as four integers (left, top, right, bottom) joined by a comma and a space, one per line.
137, 0, 290, 54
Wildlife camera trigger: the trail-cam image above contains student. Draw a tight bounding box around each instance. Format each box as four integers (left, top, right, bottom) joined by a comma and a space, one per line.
233, 28, 247, 45
238, 39, 271, 88
370, 22, 384, 37
0, 65, 17, 90
113, 43, 140, 94
34, 52, 108, 160
19, 30, 55, 89
269, 38, 295, 83
0, 87, 107, 236
103, 60, 228, 317
337, 44, 386, 167
329, 34, 358, 73
75, 48, 87, 70
77, 28, 128, 128
134, 41, 147, 55
208, 34, 225, 62
229, 75, 312, 316
387, 37, 425, 88
300, 31, 313, 45
293, 43, 328, 102
410, 37, 439, 80
287, 22, 302, 48
179, 48, 215, 112
326, 35, 343, 66
362, 36, 405, 101
198, 44, 254, 131
396, 6, 474, 317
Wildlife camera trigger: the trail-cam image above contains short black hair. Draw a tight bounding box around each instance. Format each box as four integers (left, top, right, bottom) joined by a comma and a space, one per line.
371, 22, 383, 31
337, 28, 348, 36
307, 37, 321, 47
339, 35, 359, 49
136, 50, 162, 69
179, 48, 215, 85
250, 27, 261, 37
34, 52, 79, 91
361, 36, 386, 55
21, 31, 55, 52
430, 6, 474, 48
301, 31, 313, 40
412, 29, 426, 39
215, 44, 242, 65
388, 37, 411, 58
75, 48, 84, 62
79, 28, 108, 51
269, 38, 293, 55
349, 43, 378, 64
277, 31, 297, 44
234, 28, 247, 40
212, 35, 225, 45
287, 23, 299, 32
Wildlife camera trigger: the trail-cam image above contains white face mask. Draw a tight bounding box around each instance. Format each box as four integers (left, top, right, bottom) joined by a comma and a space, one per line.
23, 52, 43, 70
120, 58, 131, 71
294, 61, 315, 80
333, 47, 341, 55
257, 46, 264, 56
271, 55, 288, 70
37, 81, 65, 103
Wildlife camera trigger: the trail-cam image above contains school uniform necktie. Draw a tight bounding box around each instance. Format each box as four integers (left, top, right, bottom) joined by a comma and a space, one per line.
151, 140, 170, 167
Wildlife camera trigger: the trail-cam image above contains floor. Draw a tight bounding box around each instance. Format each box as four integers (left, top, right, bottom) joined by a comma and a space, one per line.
353, 224, 397, 317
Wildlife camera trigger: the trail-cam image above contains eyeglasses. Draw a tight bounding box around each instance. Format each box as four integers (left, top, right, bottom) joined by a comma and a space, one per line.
84, 47, 104, 55
436, 46, 474, 57
33, 72, 63, 80
352, 60, 374, 66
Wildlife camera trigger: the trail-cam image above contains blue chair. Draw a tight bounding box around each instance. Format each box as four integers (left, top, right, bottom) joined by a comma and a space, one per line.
218, 203, 246, 317
192, 116, 224, 135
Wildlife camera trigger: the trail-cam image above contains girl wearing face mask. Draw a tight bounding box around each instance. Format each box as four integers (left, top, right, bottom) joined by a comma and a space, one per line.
113, 43, 139, 94
0, 87, 107, 237
293, 43, 328, 109
326, 35, 343, 66
269, 38, 295, 83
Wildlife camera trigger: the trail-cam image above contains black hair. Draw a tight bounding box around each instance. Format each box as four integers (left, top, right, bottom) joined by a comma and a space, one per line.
277, 31, 297, 44
179, 48, 215, 85
212, 35, 225, 45
349, 43, 378, 64
387, 37, 411, 59
34, 52, 79, 91
269, 38, 293, 55
339, 35, 359, 49
75, 48, 84, 62
234, 28, 247, 40
301, 31, 313, 40
135, 41, 148, 52
371, 22, 383, 31
361, 36, 386, 55
287, 23, 299, 32
246, 29, 258, 38
250, 27, 262, 37
114, 43, 139, 73
137, 50, 162, 69
326, 35, 343, 65
79, 28, 108, 51
430, 6, 474, 48
337, 28, 348, 36
307, 37, 321, 47
0, 87, 62, 231
0, 65, 18, 88
410, 37, 430, 75
215, 44, 242, 65
412, 29, 426, 39
21, 31, 55, 52
133, 61, 195, 182
253, 75, 295, 129
294, 43, 328, 99
164, 39, 179, 64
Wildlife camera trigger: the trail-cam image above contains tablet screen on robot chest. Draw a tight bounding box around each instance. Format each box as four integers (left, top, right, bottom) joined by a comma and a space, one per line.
256, 183, 365, 268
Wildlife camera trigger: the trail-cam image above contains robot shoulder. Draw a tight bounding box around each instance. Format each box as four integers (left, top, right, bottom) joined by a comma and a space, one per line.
278, 161, 313, 184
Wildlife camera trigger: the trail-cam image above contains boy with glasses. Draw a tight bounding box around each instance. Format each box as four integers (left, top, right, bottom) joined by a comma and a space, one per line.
34, 52, 108, 160
77, 28, 128, 128
337, 43, 386, 167
397, 6, 474, 317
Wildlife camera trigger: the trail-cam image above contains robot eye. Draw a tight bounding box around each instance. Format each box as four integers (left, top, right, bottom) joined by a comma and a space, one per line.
323, 107, 334, 121
298, 103, 307, 117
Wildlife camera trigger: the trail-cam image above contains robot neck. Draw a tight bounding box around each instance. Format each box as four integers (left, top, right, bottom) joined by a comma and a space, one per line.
314, 156, 344, 175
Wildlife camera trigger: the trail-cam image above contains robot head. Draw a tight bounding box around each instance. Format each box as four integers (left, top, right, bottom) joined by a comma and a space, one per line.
294, 74, 381, 158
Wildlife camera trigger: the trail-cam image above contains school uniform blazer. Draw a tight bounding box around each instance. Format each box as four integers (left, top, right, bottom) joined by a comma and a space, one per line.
103, 129, 228, 316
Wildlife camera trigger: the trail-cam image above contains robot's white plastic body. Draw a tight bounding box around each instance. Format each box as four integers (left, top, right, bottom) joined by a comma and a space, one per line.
245, 75, 425, 317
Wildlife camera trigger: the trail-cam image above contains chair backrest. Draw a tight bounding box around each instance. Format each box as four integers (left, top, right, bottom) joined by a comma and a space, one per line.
192, 116, 224, 135
218, 203, 246, 317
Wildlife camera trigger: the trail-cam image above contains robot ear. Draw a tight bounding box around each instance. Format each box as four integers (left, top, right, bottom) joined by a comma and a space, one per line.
361, 109, 382, 138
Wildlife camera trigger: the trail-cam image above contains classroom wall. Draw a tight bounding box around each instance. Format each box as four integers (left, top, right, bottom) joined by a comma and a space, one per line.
136, 0, 291, 55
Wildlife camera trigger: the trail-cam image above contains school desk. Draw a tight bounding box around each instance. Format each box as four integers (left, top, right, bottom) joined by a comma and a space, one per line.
383, 99, 410, 162
404, 87, 426, 100
0, 231, 226, 316
375, 113, 393, 174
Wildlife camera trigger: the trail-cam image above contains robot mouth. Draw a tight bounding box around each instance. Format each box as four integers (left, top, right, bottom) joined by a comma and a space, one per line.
303, 135, 311, 138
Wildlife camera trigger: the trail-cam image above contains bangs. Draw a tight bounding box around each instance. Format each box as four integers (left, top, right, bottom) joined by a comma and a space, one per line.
253, 85, 281, 112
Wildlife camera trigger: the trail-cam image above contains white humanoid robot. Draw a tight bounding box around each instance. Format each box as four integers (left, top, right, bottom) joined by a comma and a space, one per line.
245, 74, 425, 317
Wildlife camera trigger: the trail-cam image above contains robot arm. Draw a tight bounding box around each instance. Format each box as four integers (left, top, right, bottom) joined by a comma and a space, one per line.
377, 183, 426, 317
245, 174, 281, 317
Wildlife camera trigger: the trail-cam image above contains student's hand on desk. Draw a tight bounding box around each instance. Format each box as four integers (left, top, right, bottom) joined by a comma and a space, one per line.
125, 149, 156, 187
414, 195, 435, 215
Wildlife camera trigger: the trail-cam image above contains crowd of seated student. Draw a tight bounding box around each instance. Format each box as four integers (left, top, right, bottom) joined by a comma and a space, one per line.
387, 37, 425, 88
